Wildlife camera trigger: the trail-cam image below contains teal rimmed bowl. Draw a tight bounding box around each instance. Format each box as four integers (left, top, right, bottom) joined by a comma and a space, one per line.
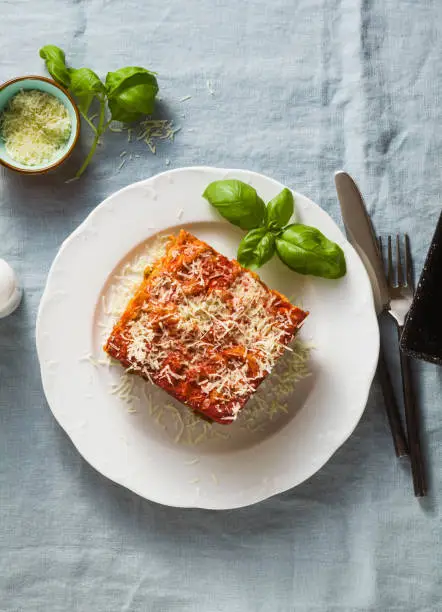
0, 75, 80, 174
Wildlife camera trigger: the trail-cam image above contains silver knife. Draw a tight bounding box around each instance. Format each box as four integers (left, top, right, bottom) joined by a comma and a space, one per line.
334, 170, 409, 458
334, 171, 389, 314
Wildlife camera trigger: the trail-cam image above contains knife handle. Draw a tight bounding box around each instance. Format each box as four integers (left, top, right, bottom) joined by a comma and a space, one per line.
397, 325, 427, 497
377, 342, 409, 458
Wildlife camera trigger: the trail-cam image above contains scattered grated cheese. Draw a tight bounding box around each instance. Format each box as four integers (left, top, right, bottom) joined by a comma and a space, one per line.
80, 353, 99, 367
0, 90, 71, 166
185, 458, 200, 465
110, 119, 181, 155
206, 80, 215, 96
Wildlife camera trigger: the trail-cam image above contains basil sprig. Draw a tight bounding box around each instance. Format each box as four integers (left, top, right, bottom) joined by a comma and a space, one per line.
39, 45, 159, 177
203, 179, 346, 279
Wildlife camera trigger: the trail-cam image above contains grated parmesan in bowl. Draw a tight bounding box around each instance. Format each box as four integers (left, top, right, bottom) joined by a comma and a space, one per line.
0, 76, 80, 173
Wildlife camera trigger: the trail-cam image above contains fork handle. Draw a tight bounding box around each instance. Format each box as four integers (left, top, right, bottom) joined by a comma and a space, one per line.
377, 341, 409, 458
397, 325, 427, 497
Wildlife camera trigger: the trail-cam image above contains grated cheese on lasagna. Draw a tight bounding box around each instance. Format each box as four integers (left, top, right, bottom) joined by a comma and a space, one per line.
104, 230, 308, 424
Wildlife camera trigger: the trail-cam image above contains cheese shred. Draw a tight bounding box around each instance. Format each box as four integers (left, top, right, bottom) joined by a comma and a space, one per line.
0, 90, 71, 166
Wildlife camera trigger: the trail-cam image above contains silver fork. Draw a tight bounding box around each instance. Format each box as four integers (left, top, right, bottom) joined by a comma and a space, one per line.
379, 234, 426, 497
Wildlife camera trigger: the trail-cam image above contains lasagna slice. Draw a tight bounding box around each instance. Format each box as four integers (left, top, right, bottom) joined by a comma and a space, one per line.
104, 230, 308, 424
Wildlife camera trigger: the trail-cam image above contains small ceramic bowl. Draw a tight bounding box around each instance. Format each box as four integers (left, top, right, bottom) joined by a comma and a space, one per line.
0, 75, 80, 174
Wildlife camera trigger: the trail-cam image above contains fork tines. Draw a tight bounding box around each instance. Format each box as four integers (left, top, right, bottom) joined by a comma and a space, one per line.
378, 234, 413, 289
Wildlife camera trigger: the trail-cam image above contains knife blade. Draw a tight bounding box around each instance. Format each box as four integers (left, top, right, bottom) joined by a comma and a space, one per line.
334, 171, 390, 314
334, 170, 409, 459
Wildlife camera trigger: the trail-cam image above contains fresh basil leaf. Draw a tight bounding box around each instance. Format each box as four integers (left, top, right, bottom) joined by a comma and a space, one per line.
203, 180, 266, 230
39, 45, 71, 88
107, 100, 143, 123
69, 68, 104, 96
276, 224, 346, 279
237, 228, 276, 270
105, 66, 158, 95
266, 188, 294, 228
69, 68, 105, 115
106, 67, 159, 122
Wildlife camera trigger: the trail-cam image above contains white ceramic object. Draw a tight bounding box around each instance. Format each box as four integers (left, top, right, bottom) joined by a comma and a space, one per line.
0, 259, 22, 318
36, 167, 379, 509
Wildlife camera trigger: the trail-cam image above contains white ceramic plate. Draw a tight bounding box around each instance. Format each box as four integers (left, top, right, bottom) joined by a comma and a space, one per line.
36, 167, 379, 509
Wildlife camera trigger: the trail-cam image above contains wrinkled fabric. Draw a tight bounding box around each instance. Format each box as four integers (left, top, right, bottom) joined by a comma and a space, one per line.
1, 1, 442, 610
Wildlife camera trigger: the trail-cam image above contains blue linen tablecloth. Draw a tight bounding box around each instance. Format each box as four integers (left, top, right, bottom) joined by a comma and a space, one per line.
1, 1, 442, 610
